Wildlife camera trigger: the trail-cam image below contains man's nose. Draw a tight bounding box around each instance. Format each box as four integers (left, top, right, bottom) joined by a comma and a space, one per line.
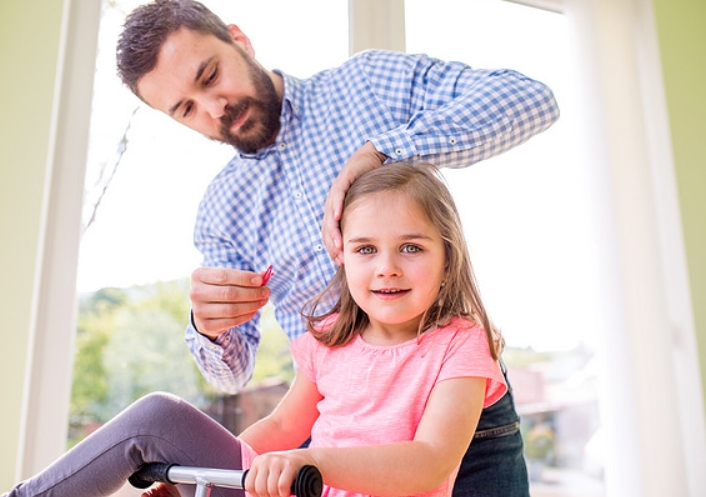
202, 94, 228, 119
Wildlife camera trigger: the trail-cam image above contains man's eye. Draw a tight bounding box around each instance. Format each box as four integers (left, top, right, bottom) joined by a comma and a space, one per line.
182, 102, 193, 118
357, 246, 376, 255
205, 68, 218, 85
401, 244, 421, 254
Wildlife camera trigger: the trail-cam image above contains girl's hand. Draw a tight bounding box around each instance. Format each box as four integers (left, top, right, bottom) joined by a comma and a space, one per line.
244, 450, 318, 497
140, 482, 180, 497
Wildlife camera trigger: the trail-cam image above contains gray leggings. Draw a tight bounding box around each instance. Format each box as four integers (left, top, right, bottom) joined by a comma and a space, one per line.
3, 393, 244, 497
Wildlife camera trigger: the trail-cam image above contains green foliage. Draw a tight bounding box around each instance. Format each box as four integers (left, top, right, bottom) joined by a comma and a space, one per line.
502, 346, 557, 368
70, 280, 202, 443
524, 423, 556, 462
252, 303, 294, 385
69, 278, 294, 445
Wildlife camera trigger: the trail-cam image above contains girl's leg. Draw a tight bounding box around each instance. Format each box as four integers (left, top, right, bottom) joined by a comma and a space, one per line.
3, 392, 244, 497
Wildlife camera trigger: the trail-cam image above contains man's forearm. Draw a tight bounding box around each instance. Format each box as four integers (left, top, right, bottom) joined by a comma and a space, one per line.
367, 53, 560, 168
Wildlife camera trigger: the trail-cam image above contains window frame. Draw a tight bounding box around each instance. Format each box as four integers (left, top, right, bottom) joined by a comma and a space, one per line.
21, 1, 706, 495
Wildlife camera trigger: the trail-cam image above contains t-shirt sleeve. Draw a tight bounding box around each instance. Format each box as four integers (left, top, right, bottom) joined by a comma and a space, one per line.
290, 332, 318, 383
438, 323, 508, 408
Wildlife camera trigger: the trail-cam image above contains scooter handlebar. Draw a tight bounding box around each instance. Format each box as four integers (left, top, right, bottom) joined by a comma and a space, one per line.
129, 463, 323, 497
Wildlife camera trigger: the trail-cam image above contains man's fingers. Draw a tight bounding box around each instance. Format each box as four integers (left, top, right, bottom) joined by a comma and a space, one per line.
192, 266, 264, 287
322, 183, 346, 262
322, 222, 343, 264
191, 269, 270, 302
194, 299, 268, 321
321, 141, 385, 266
190, 267, 271, 337
192, 304, 264, 337
195, 314, 259, 337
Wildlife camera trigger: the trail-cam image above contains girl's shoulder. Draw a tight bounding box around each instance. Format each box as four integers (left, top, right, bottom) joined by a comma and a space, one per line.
434, 316, 484, 337
291, 314, 340, 354
426, 317, 492, 355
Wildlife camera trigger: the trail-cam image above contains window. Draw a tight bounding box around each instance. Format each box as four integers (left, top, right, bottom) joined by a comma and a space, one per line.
406, 0, 603, 494
22, 1, 701, 495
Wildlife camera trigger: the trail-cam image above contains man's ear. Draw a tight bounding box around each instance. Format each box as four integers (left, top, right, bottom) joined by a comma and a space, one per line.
227, 24, 255, 57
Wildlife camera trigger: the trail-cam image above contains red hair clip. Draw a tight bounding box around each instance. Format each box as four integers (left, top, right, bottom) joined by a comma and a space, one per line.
261, 265, 274, 286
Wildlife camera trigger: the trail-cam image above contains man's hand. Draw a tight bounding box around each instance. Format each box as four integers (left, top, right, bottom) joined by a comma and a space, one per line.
190, 266, 271, 339
322, 141, 386, 265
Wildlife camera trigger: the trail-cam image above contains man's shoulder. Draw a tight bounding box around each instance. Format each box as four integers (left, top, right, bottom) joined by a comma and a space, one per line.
345, 49, 418, 67
315, 49, 417, 76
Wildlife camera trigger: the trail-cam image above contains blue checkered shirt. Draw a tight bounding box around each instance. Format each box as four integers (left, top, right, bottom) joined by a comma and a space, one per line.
185, 49, 559, 393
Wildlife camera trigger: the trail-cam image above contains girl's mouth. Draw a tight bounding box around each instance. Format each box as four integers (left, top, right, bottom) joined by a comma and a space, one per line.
373, 288, 410, 298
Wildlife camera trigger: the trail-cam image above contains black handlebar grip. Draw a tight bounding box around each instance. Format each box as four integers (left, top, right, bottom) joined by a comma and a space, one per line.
241, 465, 323, 497
292, 465, 323, 497
128, 463, 175, 489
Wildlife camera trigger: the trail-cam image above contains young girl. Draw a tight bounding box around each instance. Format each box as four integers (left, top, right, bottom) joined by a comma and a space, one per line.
2, 162, 506, 497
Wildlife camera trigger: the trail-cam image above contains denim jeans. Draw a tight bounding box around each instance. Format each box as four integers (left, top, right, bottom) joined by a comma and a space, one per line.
453, 363, 530, 497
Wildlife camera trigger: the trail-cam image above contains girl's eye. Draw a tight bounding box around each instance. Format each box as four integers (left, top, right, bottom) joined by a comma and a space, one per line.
401, 244, 422, 254
357, 246, 376, 255
182, 102, 193, 118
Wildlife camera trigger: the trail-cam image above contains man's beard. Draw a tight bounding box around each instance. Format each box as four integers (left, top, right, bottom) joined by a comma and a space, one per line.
217, 61, 281, 153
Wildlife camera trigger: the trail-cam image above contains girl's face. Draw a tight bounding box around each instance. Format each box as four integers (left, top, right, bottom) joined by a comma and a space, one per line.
342, 192, 447, 344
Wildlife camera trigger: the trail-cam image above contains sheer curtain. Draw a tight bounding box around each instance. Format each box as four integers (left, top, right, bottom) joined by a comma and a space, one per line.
564, 0, 705, 495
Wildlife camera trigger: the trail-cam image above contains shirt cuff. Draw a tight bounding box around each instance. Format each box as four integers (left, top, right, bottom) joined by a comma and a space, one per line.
187, 312, 225, 354
370, 129, 417, 161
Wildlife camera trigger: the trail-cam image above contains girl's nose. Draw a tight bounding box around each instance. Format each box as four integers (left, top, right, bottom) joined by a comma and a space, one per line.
376, 252, 401, 277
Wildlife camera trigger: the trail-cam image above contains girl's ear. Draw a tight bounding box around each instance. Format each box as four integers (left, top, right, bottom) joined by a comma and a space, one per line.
227, 24, 255, 57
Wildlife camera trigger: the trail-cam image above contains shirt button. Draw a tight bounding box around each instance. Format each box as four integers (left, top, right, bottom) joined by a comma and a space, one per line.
279, 142, 287, 150
315, 244, 324, 252
294, 191, 302, 199
395, 148, 404, 156
449, 137, 457, 145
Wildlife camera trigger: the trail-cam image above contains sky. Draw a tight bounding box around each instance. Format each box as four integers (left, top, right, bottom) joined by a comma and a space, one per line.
76, 0, 599, 352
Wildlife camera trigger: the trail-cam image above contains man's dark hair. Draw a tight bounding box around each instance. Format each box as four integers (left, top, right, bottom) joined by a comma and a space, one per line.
116, 0, 232, 97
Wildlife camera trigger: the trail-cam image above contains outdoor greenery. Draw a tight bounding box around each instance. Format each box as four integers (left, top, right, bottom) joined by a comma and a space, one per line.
69, 278, 293, 446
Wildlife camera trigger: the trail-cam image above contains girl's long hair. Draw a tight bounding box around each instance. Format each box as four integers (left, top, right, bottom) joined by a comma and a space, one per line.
302, 162, 504, 360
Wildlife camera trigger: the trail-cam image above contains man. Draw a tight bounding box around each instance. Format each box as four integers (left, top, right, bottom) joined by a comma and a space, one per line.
116, 1, 559, 495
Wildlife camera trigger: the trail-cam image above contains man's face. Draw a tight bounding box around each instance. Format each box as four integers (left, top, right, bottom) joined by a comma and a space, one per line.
137, 27, 281, 153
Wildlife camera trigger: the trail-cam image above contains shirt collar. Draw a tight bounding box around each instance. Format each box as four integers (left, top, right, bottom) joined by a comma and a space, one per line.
277, 69, 304, 121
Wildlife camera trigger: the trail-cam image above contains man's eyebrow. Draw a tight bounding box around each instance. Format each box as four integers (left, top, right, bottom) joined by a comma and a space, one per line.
167, 56, 216, 117
168, 100, 183, 117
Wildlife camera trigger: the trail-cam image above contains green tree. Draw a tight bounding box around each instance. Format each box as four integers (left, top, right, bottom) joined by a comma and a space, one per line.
70, 278, 295, 445
69, 287, 128, 443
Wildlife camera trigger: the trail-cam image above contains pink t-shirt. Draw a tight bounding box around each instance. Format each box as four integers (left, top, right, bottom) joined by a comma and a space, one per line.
240, 317, 506, 497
